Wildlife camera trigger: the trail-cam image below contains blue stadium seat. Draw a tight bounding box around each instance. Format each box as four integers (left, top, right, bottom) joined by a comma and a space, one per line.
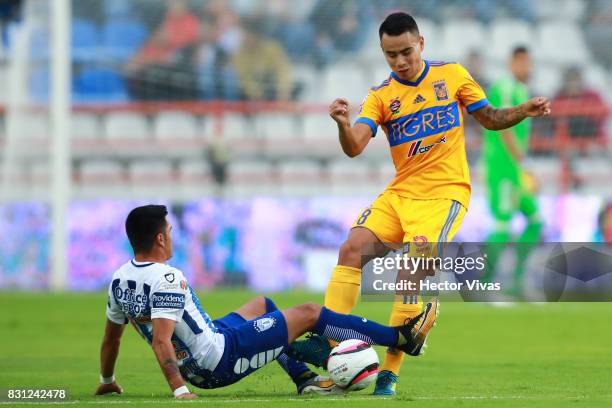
30, 27, 50, 61
72, 19, 100, 62
73, 67, 127, 102
29, 68, 49, 101
102, 19, 148, 62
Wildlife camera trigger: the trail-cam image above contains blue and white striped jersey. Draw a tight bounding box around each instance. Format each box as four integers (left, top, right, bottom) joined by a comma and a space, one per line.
106, 260, 225, 371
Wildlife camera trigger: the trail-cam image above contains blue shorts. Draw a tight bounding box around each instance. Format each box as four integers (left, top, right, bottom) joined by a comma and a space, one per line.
183, 310, 289, 389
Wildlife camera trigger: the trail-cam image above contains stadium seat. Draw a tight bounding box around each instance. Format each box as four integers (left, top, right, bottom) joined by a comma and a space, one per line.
531, 66, 561, 96
418, 19, 445, 61
227, 161, 275, 194
178, 159, 211, 182
535, 0, 586, 22
440, 20, 486, 63
219, 113, 248, 140
79, 160, 124, 183
377, 162, 396, 185
71, 19, 100, 62
30, 160, 50, 185
101, 19, 148, 62
20, 114, 49, 141
30, 26, 50, 61
255, 113, 298, 140
328, 159, 377, 194
573, 157, 612, 194
487, 20, 534, 62
103, 112, 149, 141
128, 159, 175, 184
278, 160, 322, 194
73, 68, 127, 102
302, 113, 334, 140
72, 113, 100, 140
153, 111, 198, 140
321, 65, 367, 104
536, 22, 589, 65
29, 68, 49, 101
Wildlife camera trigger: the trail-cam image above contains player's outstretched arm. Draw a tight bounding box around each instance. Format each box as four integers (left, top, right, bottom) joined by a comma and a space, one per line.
94, 319, 125, 395
329, 98, 372, 157
472, 96, 551, 131
151, 318, 198, 399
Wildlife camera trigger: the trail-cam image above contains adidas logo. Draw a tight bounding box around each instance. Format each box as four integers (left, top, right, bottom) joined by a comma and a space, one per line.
413, 94, 426, 104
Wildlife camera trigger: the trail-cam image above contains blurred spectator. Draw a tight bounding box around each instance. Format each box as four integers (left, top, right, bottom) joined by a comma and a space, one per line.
552, 67, 607, 141
465, 49, 489, 90
232, 19, 295, 101
0, 0, 21, 50
195, 1, 242, 100
162, 0, 200, 49
309, 0, 371, 65
585, 0, 612, 68
124, 0, 199, 100
472, 0, 534, 24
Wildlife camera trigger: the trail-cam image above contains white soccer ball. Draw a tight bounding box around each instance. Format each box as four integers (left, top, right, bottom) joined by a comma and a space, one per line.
327, 339, 379, 391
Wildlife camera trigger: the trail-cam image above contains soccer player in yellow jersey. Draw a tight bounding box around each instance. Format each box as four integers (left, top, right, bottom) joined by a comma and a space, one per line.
287, 12, 550, 395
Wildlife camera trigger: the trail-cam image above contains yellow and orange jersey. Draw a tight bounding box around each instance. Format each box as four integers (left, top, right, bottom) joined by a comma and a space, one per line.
356, 60, 488, 209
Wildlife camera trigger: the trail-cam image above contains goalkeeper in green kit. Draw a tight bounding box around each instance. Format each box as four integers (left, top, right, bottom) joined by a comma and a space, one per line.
482, 46, 543, 296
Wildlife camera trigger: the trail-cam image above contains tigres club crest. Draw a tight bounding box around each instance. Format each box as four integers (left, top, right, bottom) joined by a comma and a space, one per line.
433, 80, 449, 101
389, 97, 401, 115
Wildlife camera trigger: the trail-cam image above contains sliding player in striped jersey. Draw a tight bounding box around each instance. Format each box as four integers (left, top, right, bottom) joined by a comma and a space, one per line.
94, 205, 436, 399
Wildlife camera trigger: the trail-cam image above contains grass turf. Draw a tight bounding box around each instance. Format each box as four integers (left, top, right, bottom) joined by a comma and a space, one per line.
1, 289, 611, 407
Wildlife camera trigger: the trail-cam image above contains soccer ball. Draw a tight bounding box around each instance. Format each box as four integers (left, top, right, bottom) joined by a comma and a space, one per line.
327, 339, 379, 391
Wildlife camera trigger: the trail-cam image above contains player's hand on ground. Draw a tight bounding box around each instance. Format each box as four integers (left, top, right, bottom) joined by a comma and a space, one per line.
329, 98, 351, 127
94, 381, 123, 395
523, 97, 551, 117
175, 392, 198, 399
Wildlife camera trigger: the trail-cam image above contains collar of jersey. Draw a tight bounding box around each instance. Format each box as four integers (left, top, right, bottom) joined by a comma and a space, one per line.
131, 259, 155, 268
390, 60, 430, 87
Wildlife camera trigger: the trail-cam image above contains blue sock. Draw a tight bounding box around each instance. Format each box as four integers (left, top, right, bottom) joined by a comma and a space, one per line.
265, 297, 310, 383
314, 306, 399, 347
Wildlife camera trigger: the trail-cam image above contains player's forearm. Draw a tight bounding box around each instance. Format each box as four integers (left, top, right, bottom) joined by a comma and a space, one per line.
337, 123, 365, 157
152, 341, 185, 391
474, 104, 527, 131
100, 338, 121, 377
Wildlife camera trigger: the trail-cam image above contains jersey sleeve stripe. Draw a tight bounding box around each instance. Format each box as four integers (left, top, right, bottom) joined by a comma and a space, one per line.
355, 117, 378, 137
466, 98, 489, 113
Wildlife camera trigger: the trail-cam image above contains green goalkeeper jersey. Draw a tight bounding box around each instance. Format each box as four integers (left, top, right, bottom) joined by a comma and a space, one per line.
483, 76, 531, 175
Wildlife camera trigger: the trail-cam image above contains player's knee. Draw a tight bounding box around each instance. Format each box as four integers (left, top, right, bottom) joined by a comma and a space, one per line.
253, 296, 267, 314
298, 302, 322, 325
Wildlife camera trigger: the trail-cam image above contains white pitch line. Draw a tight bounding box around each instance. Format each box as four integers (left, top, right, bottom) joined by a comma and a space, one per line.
1, 395, 606, 405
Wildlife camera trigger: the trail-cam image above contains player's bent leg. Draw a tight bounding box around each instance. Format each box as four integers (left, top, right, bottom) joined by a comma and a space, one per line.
285, 302, 435, 368
232, 296, 267, 320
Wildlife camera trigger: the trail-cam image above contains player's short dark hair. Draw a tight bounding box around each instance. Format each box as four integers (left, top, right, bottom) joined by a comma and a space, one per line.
512, 45, 529, 57
379, 12, 419, 39
125, 205, 168, 253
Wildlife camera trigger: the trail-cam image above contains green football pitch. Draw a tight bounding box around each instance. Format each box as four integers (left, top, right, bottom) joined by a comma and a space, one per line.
1, 289, 611, 407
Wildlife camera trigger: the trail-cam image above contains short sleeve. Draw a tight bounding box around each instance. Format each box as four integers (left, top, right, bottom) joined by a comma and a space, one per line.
150, 269, 188, 322
355, 91, 383, 137
455, 64, 489, 114
106, 280, 127, 325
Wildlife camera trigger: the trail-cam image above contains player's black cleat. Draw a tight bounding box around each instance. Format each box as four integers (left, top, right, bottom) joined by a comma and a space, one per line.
396, 298, 439, 356
286, 334, 332, 369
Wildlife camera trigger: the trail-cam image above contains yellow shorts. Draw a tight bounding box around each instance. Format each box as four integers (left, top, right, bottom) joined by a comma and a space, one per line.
352, 191, 466, 255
